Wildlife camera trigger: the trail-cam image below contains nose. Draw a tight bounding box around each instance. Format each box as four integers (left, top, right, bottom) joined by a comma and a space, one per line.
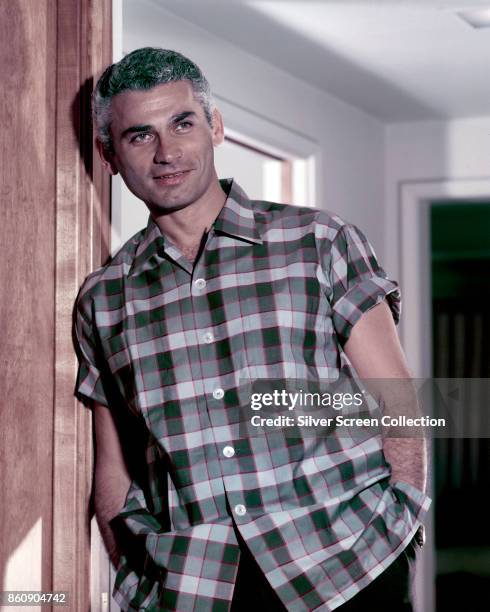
153, 136, 183, 165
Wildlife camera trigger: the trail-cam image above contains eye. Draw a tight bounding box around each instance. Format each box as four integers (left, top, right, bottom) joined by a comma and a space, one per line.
130, 132, 153, 144
175, 121, 193, 132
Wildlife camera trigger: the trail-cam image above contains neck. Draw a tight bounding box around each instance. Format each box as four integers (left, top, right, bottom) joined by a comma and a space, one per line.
153, 179, 227, 251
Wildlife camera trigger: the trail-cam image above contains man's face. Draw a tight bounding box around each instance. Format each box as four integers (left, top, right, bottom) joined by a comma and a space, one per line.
99, 80, 224, 214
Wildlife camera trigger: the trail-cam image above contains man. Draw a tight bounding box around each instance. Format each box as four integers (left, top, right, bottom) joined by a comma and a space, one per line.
74, 47, 430, 611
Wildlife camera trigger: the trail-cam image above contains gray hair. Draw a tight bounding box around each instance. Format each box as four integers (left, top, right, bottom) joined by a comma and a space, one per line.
93, 47, 214, 151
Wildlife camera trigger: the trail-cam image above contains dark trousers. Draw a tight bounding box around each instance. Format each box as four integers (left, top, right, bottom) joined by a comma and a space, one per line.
230, 534, 419, 612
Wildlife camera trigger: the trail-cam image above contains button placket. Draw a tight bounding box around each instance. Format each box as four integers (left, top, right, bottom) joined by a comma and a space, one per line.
203, 331, 214, 344
234, 504, 246, 516
212, 388, 224, 400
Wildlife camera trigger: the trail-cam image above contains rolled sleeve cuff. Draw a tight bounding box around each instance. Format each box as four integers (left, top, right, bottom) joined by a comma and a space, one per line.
75, 362, 109, 407
332, 276, 401, 347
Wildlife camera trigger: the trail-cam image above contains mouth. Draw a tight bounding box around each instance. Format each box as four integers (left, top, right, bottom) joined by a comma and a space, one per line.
153, 170, 191, 185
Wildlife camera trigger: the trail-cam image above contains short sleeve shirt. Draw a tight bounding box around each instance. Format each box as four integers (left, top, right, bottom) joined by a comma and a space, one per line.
74, 179, 430, 611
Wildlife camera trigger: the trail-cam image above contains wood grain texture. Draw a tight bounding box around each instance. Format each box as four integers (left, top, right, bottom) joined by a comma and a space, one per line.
52, 0, 112, 609
0, 0, 57, 598
0, 1, 111, 609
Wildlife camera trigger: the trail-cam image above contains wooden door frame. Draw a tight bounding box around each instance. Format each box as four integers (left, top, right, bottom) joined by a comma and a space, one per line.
52, 0, 112, 606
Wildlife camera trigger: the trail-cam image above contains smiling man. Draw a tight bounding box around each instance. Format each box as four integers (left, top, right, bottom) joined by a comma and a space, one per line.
74, 48, 430, 611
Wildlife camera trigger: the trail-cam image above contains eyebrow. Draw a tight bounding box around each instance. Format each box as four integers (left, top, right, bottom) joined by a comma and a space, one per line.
170, 111, 196, 124
120, 111, 197, 140
121, 124, 153, 139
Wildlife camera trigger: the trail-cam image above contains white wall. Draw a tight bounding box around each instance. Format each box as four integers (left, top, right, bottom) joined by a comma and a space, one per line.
121, 0, 386, 258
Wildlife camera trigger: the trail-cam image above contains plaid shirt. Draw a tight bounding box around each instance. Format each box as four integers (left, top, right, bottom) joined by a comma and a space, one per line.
74, 179, 430, 611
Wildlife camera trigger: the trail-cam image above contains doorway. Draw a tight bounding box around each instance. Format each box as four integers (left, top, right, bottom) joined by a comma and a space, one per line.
216, 135, 293, 204
399, 179, 490, 612
430, 201, 490, 612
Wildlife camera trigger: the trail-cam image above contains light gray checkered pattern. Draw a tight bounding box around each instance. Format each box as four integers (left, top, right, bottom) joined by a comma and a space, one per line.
74, 180, 430, 611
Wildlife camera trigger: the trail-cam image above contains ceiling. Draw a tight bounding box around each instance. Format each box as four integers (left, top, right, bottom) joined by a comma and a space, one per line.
154, 0, 490, 123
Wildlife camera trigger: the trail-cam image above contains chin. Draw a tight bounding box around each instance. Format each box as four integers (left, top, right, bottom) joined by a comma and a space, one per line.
150, 198, 193, 214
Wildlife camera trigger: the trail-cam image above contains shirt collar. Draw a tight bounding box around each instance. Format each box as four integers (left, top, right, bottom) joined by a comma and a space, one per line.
128, 178, 262, 277
212, 178, 263, 245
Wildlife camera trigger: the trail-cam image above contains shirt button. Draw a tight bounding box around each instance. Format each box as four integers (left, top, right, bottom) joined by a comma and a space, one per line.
234, 504, 246, 516
213, 388, 224, 400
203, 332, 214, 344
223, 445, 235, 458
194, 278, 206, 289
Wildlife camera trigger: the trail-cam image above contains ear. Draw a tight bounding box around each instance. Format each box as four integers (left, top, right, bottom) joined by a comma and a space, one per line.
96, 138, 119, 175
210, 108, 225, 147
